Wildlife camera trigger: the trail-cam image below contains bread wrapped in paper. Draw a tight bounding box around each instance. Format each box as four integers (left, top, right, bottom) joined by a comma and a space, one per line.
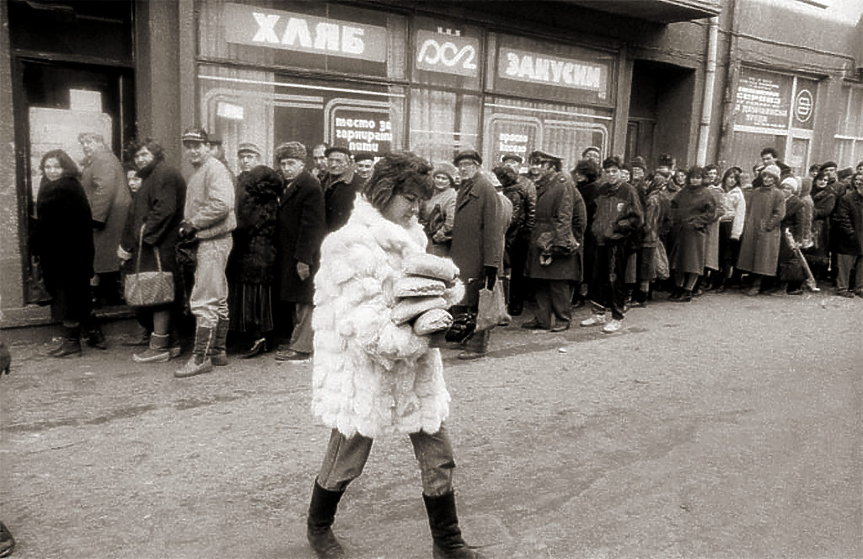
393, 276, 447, 298
391, 296, 448, 325
413, 308, 454, 335
402, 253, 459, 284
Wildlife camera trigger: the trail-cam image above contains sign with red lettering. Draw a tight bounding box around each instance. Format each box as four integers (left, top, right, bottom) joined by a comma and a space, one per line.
415, 29, 479, 77
498, 47, 607, 96
223, 2, 387, 62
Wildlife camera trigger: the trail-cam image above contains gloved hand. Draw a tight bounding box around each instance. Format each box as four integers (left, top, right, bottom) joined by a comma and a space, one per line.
296, 261, 311, 281
484, 266, 498, 290
178, 221, 197, 240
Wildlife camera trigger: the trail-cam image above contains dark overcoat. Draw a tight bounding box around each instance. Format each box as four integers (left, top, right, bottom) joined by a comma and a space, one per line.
778, 195, 807, 281
80, 149, 131, 274
120, 160, 186, 277
669, 185, 716, 274
33, 175, 94, 321
276, 170, 326, 304
526, 171, 581, 281
804, 185, 835, 266
227, 168, 282, 285
324, 170, 362, 232
450, 171, 503, 306
737, 185, 786, 276
832, 189, 863, 256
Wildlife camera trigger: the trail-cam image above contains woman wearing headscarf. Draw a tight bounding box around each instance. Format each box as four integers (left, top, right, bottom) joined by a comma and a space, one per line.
775, 176, 807, 295
31, 150, 100, 357
304, 152, 480, 559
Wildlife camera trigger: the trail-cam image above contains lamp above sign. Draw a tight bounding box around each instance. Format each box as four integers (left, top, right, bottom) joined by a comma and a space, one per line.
223, 2, 387, 63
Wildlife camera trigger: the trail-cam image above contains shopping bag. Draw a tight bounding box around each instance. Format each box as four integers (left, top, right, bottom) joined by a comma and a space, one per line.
475, 282, 509, 332
654, 241, 670, 281
124, 226, 174, 307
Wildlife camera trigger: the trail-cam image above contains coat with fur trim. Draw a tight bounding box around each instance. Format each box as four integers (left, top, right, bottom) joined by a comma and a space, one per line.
311, 195, 465, 438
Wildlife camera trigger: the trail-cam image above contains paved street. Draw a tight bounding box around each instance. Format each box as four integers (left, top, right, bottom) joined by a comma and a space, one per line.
1, 290, 861, 559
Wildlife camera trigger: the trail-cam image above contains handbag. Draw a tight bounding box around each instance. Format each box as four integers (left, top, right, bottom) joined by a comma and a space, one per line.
124, 225, 175, 307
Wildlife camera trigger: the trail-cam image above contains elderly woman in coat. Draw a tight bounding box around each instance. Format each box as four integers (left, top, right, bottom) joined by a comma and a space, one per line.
304, 152, 480, 559
419, 162, 458, 258
668, 166, 716, 302
737, 164, 786, 295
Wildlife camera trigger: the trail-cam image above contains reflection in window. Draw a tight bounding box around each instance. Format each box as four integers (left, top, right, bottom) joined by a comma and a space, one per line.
835, 86, 863, 168
410, 89, 480, 166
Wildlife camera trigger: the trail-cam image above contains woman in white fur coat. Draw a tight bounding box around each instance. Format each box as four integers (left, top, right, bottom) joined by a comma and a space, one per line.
305, 152, 482, 559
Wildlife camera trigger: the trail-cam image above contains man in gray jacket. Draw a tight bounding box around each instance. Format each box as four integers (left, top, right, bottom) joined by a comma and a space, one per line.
175, 128, 236, 378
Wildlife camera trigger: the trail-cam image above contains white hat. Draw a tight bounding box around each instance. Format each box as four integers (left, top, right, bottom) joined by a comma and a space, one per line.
761, 164, 781, 182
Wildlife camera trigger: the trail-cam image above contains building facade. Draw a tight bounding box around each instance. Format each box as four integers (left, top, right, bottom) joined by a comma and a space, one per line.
2, 0, 862, 327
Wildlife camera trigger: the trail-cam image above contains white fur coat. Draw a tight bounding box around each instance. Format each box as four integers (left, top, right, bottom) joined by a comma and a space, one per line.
311, 195, 465, 438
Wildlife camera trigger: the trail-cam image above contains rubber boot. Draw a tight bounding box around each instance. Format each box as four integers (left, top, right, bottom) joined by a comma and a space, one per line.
52, 325, 82, 358
133, 333, 172, 363
423, 491, 482, 559
457, 329, 489, 360
307, 480, 346, 558
174, 326, 214, 378
209, 318, 229, 366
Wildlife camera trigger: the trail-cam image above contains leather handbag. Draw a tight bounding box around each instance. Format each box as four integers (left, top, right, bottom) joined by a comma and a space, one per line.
124, 225, 174, 307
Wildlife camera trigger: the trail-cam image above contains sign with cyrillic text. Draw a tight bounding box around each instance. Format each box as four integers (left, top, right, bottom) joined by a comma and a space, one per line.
223, 2, 387, 62
498, 47, 607, 96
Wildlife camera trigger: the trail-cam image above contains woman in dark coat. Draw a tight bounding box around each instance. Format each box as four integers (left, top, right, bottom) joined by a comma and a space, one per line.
118, 138, 187, 363
227, 165, 283, 357
776, 177, 807, 295
832, 172, 863, 296
803, 171, 835, 280
32, 149, 98, 357
668, 166, 716, 302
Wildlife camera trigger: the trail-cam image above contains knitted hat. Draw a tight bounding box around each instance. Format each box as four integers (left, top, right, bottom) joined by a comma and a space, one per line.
432, 162, 457, 184
275, 141, 307, 161
761, 164, 781, 182
780, 176, 799, 194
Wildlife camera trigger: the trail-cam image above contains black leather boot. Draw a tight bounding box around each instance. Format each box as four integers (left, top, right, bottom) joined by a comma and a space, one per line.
209, 318, 230, 366
52, 325, 82, 358
307, 480, 345, 558
423, 491, 482, 559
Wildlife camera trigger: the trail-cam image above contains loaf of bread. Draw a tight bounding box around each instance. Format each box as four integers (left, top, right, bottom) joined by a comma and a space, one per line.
402, 253, 459, 283
413, 308, 453, 335
393, 276, 447, 298
391, 296, 448, 325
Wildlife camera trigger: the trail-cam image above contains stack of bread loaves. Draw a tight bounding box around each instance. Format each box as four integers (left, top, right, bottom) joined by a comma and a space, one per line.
392, 253, 460, 336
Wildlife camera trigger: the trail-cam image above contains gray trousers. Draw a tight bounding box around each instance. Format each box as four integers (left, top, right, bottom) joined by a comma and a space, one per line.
316, 426, 455, 497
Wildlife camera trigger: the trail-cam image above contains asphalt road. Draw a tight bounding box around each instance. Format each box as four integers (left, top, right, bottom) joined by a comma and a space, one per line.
1, 289, 861, 559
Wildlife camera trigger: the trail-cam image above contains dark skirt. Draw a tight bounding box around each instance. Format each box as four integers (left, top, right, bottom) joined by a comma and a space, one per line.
719, 221, 741, 268
49, 276, 92, 324
228, 282, 274, 334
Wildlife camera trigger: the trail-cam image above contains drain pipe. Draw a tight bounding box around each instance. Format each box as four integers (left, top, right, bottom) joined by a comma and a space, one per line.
697, 16, 719, 165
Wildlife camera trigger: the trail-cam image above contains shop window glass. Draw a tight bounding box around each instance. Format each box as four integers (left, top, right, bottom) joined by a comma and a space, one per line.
411, 17, 482, 91
198, 0, 405, 80
199, 64, 404, 174
409, 90, 480, 167
483, 96, 611, 172
486, 32, 614, 107
833, 86, 863, 168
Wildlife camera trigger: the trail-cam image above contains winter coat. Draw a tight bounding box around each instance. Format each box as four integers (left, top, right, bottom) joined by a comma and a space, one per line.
184, 156, 236, 240
419, 187, 457, 258
832, 190, 863, 256
669, 185, 716, 274
276, 169, 326, 304
120, 160, 186, 277
516, 175, 537, 239
591, 182, 643, 248
720, 187, 747, 241
450, 171, 503, 306
323, 169, 362, 232
227, 169, 282, 284
501, 182, 527, 265
805, 185, 835, 266
526, 171, 580, 281
704, 185, 725, 271
311, 195, 465, 439
80, 149, 131, 274
737, 185, 786, 276
778, 196, 807, 281
32, 175, 94, 321
640, 187, 664, 248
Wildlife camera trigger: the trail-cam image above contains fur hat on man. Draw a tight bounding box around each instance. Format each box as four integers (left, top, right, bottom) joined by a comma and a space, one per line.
275, 141, 307, 161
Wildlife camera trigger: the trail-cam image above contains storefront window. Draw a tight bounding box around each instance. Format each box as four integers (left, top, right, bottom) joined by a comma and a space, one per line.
409, 91, 480, 166
198, 0, 406, 80
199, 65, 404, 173
834, 85, 863, 168
483, 96, 611, 172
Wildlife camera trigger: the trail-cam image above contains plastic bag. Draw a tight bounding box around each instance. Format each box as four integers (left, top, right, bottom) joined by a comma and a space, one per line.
475, 282, 509, 331
654, 241, 670, 281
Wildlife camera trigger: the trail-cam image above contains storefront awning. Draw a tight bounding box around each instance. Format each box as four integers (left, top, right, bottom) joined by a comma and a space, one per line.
563, 0, 721, 23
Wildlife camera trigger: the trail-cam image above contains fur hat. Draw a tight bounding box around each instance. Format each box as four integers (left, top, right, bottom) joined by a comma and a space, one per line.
275, 141, 307, 161
781, 176, 799, 194
630, 156, 647, 171
325, 145, 352, 159
761, 164, 781, 182
432, 162, 457, 184
453, 149, 482, 166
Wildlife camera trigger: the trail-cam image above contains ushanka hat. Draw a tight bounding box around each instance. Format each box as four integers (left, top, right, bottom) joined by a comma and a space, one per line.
275, 141, 307, 161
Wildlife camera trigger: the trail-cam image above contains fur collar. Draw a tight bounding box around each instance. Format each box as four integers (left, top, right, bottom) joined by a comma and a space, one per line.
347, 194, 428, 254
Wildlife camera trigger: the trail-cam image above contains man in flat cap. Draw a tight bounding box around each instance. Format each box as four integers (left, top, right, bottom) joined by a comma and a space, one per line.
321, 146, 363, 232
273, 141, 326, 362
175, 127, 236, 378
353, 152, 375, 187
521, 151, 585, 332
237, 142, 262, 174
450, 148, 503, 360
501, 152, 536, 315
